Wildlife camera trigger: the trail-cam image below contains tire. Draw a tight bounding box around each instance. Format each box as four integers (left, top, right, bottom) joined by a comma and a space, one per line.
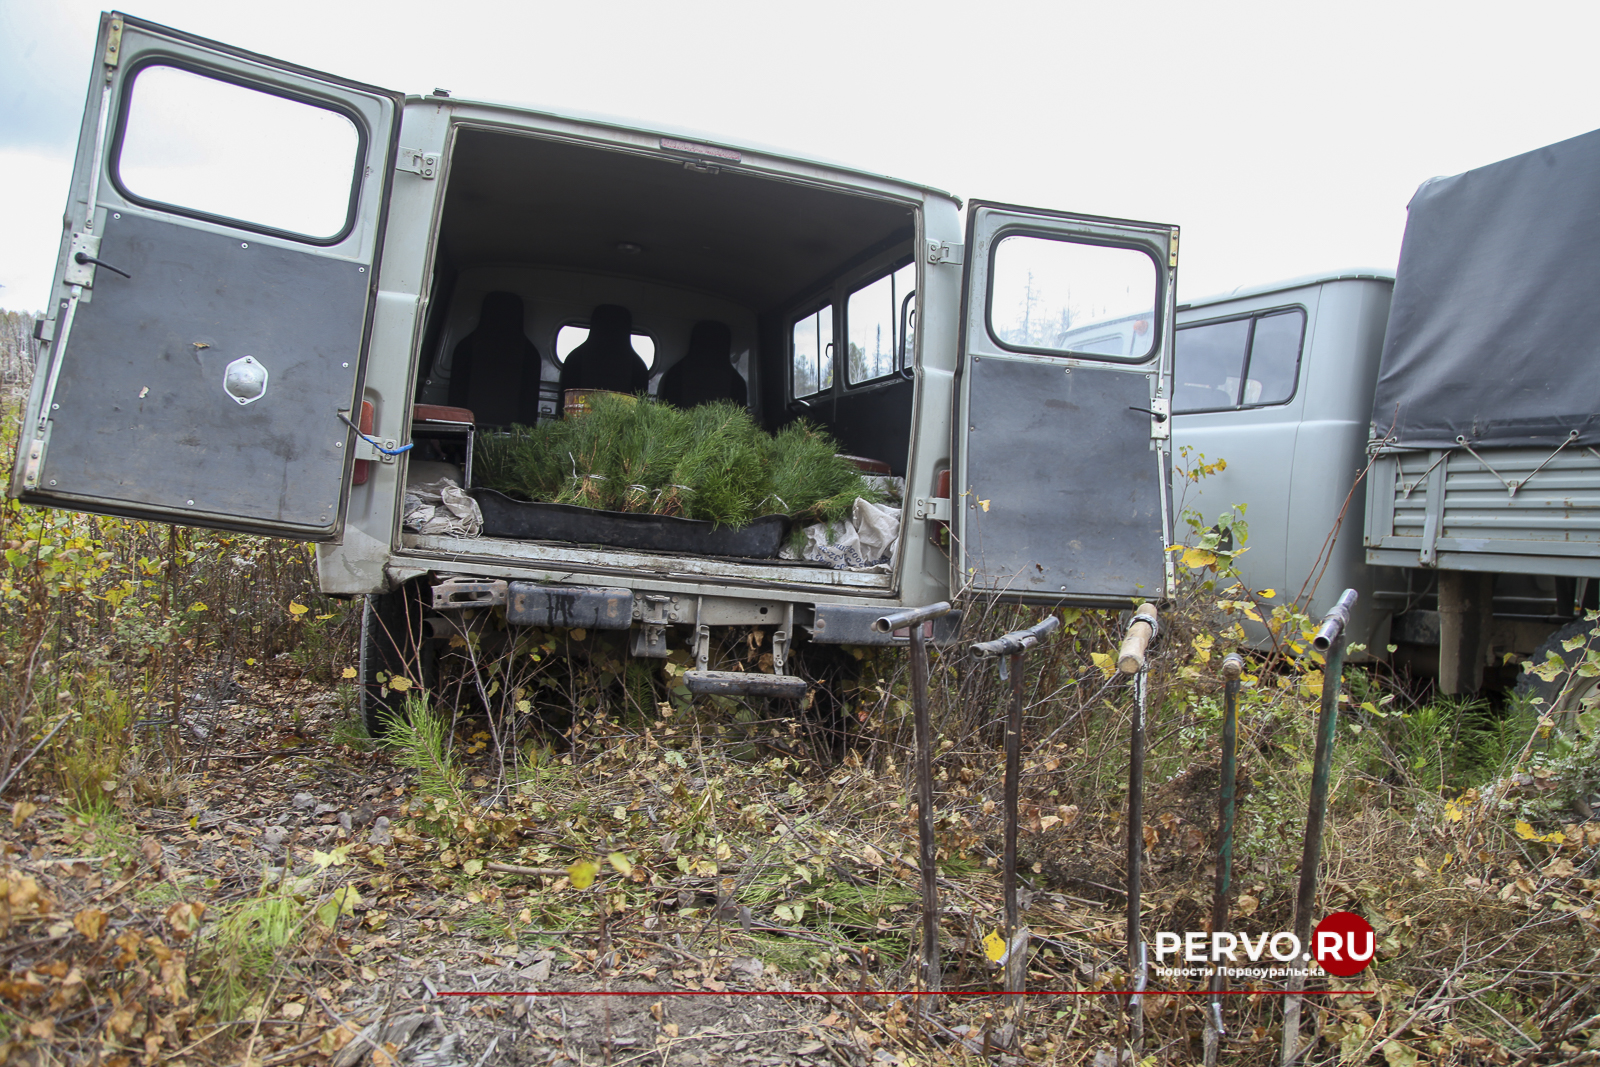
359, 582, 438, 737
1514, 616, 1600, 716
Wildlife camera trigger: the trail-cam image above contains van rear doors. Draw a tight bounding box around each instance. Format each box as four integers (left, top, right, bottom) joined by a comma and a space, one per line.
954, 204, 1176, 606
11, 13, 402, 540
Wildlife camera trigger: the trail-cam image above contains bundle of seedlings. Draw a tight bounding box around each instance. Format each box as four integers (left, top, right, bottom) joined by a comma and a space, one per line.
472, 395, 884, 528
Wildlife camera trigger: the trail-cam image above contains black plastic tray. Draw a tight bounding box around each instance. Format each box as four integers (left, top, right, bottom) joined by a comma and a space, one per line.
472, 489, 789, 559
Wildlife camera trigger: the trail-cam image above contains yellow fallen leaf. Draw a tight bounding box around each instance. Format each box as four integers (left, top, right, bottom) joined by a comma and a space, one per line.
73, 907, 107, 941
11, 800, 37, 829
165, 900, 206, 940
983, 929, 1007, 962
568, 860, 599, 890
288, 602, 309, 616
387, 677, 413, 693
608, 852, 634, 876
1514, 820, 1565, 845
341, 667, 357, 679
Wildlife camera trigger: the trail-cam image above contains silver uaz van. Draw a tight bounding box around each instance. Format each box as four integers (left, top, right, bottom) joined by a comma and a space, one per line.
15, 13, 1179, 726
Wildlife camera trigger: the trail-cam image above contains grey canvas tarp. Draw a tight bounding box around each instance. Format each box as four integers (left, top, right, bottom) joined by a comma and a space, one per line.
1371, 127, 1600, 449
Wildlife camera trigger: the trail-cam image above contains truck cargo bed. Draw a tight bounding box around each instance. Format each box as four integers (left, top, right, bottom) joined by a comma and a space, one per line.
1365, 444, 1600, 576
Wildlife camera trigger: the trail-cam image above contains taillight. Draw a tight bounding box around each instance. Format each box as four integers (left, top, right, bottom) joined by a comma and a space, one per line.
351, 400, 374, 486
930, 468, 950, 550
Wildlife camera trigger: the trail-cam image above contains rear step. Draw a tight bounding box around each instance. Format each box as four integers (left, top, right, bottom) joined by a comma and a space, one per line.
683, 670, 809, 700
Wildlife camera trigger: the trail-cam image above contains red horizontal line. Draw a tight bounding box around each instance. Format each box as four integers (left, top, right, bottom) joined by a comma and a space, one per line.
436, 990, 1373, 998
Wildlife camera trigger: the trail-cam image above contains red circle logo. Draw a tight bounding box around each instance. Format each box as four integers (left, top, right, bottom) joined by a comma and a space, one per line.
1313, 911, 1375, 977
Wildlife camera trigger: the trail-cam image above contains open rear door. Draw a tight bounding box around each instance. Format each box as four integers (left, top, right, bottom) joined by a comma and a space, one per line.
11, 13, 402, 540
953, 203, 1176, 606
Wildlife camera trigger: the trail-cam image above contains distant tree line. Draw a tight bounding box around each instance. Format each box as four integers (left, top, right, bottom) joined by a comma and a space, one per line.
0, 310, 38, 389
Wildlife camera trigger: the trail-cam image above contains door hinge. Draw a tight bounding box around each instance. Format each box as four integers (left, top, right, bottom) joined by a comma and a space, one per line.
927, 239, 964, 265
64, 233, 102, 286
105, 16, 123, 67
21, 434, 48, 490
1168, 228, 1180, 268
913, 496, 952, 521
396, 148, 439, 179
352, 435, 402, 464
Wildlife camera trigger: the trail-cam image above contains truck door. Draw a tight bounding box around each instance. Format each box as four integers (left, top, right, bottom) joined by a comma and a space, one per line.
954, 203, 1176, 605
10, 13, 402, 540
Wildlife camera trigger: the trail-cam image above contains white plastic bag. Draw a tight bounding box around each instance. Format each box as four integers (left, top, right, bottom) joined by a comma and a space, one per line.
782, 498, 901, 570
403, 478, 483, 537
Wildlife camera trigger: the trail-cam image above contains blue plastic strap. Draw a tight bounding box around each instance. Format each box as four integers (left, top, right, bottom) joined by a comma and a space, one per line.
337, 410, 414, 456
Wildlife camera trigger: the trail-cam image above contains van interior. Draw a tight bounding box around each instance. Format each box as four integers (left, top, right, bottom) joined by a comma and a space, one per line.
408, 128, 921, 516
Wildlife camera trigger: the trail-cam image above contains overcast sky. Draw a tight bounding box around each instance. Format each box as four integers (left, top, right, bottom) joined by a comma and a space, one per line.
3, 0, 1598, 314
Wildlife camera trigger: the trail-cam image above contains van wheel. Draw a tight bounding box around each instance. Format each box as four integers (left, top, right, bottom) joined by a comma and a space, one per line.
359, 582, 438, 738
1514, 616, 1600, 717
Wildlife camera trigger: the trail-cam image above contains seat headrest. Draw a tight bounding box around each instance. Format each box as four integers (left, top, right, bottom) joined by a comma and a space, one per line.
589, 304, 632, 336
686, 320, 732, 360
478, 291, 525, 329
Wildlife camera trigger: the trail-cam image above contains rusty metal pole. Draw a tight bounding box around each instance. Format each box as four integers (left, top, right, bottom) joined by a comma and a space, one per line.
1003, 651, 1023, 992
1281, 588, 1357, 1067
875, 602, 953, 1004
1117, 603, 1160, 1058
1204, 652, 1246, 1067
972, 615, 1062, 1002
909, 622, 940, 1001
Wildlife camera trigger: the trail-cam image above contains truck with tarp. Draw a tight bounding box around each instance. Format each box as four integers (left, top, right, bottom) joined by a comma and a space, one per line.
1174, 128, 1600, 703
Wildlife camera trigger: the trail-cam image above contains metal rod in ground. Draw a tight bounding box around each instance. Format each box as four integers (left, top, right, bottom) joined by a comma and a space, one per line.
1117, 603, 1159, 1057
1281, 588, 1358, 1067
970, 614, 1059, 1007
1204, 652, 1246, 1067
1003, 650, 1025, 999
908, 622, 942, 1003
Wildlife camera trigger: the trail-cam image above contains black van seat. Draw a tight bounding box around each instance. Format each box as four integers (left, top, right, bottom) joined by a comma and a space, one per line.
657, 320, 747, 409
559, 304, 650, 395
448, 292, 543, 428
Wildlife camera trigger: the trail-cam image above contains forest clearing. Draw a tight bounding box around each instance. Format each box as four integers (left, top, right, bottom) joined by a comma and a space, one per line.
0, 311, 1596, 1067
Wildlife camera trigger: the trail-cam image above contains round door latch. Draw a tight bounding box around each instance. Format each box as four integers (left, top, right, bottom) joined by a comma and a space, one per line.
223, 355, 269, 405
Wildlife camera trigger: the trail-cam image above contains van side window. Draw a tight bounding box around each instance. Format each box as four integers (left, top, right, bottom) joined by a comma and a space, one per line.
846, 262, 915, 385
792, 305, 834, 398
1173, 307, 1306, 413
115, 64, 361, 241
1246, 310, 1304, 405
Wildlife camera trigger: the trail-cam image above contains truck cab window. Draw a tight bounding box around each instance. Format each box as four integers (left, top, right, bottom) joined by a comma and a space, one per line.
116, 63, 361, 241
847, 261, 915, 385
792, 305, 834, 398
988, 235, 1158, 360
1173, 308, 1305, 412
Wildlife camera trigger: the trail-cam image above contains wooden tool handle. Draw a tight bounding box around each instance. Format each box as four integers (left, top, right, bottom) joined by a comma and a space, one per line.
1117, 603, 1160, 674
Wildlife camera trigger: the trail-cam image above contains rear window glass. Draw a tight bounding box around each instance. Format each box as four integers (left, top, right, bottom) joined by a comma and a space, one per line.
116, 64, 361, 241
988, 235, 1158, 360
554, 324, 656, 367
1173, 308, 1305, 412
